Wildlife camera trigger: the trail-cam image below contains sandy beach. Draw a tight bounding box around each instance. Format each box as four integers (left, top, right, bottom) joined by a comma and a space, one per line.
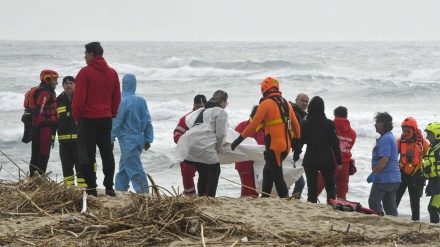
1, 177, 440, 247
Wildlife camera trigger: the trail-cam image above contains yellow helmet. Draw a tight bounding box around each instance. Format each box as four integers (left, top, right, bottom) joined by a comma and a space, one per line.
425, 122, 440, 140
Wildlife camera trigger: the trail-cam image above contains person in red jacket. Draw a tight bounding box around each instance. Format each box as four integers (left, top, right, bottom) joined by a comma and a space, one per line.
72, 42, 121, 197
30, 70, 59, 177
173, 94, 207, 196
317, 106, 356, 199
234, 105, 265, 197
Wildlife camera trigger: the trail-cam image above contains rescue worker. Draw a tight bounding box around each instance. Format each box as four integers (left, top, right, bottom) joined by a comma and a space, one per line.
111, 74, 153, 194
317, 106, 356, 200
396, 117, 429, 221
422, 122, 440, 223
231, 77, 301, 198
234, 105, 265, 197
184, 90, 229, 197
297, 97, 342, 203
72, 42, 121, 197
289, 93, 309, 199
367, 112, 401, 216
30, 70, 59, 176
56, 76, 86, 188
173, 94, 207, 196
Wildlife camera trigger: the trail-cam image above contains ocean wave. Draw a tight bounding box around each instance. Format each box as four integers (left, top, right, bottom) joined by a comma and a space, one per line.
0, 91, 24, 112
163, 57, 309, 71
113, 62, 252, 79
0, 126, 22, 143
396, 69, 440, 83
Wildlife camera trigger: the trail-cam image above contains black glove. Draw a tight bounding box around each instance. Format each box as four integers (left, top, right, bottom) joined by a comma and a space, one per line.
293, 152, 300, 162
231, 135, 244, 151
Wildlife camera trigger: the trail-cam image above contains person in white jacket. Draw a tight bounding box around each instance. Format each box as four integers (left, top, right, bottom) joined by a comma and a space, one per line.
183, 90, 229, 197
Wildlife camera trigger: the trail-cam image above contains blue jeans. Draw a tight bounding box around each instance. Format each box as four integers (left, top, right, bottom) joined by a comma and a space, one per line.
292, 175, 305, 195
368, 182, 401, 216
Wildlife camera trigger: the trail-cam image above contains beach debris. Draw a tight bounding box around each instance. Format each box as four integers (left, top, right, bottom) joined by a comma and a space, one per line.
81, 190, 87, 214
1, 177, 440, 246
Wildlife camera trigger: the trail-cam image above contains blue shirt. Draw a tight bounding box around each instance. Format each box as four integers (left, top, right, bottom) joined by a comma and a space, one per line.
371, 131, 401, 183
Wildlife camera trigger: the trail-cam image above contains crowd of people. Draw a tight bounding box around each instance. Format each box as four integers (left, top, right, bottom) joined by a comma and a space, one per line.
24, 41, 440, 223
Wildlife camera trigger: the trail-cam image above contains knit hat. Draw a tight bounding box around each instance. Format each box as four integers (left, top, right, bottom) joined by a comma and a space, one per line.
62, 76, 75, 85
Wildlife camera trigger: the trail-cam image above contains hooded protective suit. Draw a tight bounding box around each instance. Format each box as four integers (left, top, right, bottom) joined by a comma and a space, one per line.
111, 74, 153, 193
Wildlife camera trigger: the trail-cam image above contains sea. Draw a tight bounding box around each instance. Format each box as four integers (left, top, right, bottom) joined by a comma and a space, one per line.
1, 41, 440, 222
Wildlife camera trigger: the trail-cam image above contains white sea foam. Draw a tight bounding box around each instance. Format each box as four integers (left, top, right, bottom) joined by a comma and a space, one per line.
0, 91, 24, 112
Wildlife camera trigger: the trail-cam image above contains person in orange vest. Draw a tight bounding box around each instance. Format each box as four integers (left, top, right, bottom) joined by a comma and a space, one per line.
29, 70, 59, 177
231, 77, 301, 198
234, 105, 265, 197
396, 117, 429, 221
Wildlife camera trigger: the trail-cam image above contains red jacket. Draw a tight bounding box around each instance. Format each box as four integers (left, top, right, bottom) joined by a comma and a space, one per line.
333, 117, 356, 162
235, 120, 265, 145
72, 55, 121, 121
173, 112, 191, 144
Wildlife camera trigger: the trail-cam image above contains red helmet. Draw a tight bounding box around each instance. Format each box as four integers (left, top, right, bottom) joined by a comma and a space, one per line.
40, 69, 59, 83
401, 117, 418, 130
261, 76, 279, 94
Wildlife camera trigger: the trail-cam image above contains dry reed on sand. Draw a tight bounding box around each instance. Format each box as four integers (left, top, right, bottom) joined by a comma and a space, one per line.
1, 178, 440, 246
0, 175, 101, 215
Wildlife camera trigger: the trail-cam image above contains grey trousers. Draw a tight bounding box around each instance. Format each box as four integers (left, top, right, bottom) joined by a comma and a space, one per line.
368, 182, 401, 216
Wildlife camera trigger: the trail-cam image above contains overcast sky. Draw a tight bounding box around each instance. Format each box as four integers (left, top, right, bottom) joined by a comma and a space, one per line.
1, 0, 439, 42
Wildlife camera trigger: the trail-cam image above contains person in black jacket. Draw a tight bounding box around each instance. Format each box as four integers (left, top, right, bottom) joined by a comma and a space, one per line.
295, 96, 342, 203
56, 76, 87, 188
289, 93, 309, 199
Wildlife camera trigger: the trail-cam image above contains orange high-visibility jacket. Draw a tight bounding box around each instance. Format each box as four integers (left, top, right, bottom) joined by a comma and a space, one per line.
240, 96, 300, 166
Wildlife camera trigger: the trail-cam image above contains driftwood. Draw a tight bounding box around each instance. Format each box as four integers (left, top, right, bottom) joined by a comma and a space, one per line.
1, 177, 440, 246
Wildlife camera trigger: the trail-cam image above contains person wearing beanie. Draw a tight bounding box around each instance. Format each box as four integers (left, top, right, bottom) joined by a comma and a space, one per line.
72, 42, 121, 197
56, 76, 87, 188
183, 90, 229, 197
28, 70, 59, 177
173, 94, 207, 196
111, 74, 153, 194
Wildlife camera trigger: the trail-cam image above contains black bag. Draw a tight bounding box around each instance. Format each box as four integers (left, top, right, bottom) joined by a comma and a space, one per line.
349, 158, 357, 175
21, 109, 32, 143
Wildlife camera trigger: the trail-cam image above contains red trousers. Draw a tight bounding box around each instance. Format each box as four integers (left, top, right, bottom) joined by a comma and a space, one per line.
235, 161, 259, 197
317, 160, 350, 199
180, 161, 196, 195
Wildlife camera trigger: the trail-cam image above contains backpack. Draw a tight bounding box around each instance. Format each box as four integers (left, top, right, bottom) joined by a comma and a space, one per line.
21, 86, 43, 143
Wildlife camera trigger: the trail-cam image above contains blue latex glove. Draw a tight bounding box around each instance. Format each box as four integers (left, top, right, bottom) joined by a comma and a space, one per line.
51, 141, 55, 149
367, 173, 376, 183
